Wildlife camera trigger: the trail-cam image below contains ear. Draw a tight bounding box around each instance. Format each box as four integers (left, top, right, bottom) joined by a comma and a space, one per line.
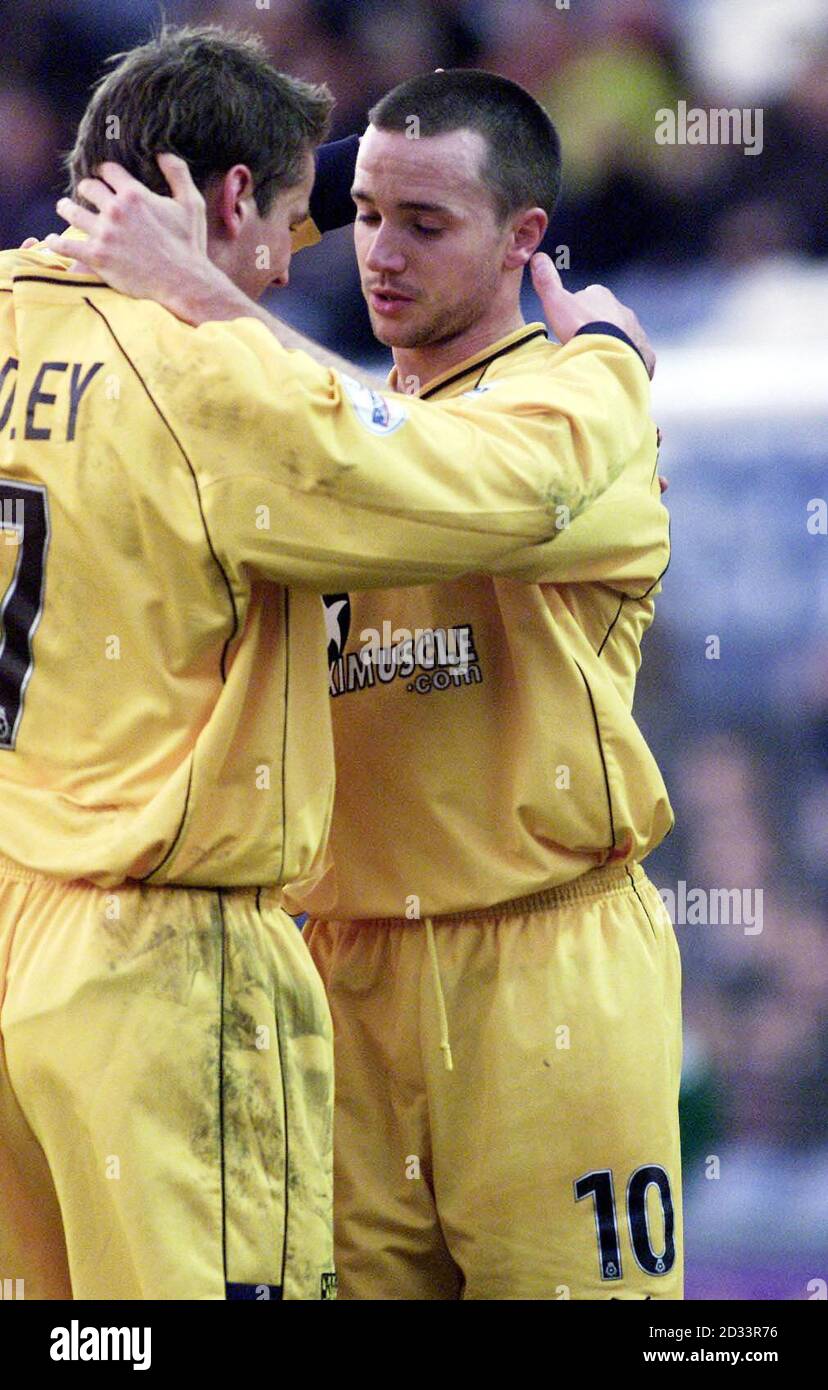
213, 165, 257, 240
503, 207, 548, 270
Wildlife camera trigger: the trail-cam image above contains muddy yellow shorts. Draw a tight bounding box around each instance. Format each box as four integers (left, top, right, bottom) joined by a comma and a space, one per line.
305, 862, 682, 1300
0, 860, 335, 1300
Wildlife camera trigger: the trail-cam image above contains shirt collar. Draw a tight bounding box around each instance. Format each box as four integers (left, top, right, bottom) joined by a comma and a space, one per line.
387, 322, 548, 398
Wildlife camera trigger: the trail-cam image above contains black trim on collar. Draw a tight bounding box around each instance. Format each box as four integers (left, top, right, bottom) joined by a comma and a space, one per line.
419, 327, 548, 399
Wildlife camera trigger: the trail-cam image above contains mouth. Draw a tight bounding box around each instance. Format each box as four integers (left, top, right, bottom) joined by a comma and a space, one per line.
368, 287, 416, 318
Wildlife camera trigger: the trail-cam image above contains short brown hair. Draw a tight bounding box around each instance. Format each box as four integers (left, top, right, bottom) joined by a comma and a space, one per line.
68, 25, 333, 213
369, 69, 561, 222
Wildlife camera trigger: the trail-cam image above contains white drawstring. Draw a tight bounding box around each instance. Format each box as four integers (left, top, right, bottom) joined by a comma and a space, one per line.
424, 916, 454, 1072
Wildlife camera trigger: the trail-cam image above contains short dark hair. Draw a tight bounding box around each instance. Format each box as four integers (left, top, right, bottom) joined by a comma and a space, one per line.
68, 25, 333, 214
368, 69, 561, 222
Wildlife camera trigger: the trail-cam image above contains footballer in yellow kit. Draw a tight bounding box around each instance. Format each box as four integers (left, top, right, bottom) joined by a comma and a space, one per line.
0, 37, 655, 1299
290, 72, 683, 1300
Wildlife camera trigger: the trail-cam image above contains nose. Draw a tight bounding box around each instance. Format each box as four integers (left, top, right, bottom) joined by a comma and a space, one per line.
364, 223, 406, 276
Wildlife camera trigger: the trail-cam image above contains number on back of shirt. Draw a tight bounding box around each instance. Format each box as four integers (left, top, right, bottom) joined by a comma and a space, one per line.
0, 480, 50, 749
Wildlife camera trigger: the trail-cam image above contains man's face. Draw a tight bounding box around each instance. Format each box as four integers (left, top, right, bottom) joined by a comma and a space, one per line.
352, 125, 512, 350
232, 149, 316, 301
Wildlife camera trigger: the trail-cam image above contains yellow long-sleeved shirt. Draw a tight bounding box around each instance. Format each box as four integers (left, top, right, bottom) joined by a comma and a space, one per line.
0, 250, 652, 889
287, 324, 673, 920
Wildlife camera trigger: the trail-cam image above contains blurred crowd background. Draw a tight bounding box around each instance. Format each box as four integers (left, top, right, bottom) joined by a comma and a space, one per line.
2, 0, 826, 1299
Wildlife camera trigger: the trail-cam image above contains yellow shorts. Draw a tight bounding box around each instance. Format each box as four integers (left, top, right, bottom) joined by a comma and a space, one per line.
0, 861, 335, 1300
305, 862, 683, 1300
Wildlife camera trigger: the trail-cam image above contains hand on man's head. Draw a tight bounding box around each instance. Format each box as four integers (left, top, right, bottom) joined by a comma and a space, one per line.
43, 155, 208, 306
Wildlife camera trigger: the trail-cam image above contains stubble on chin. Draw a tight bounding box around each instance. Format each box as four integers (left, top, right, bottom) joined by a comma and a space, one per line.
370, 298, 485, 351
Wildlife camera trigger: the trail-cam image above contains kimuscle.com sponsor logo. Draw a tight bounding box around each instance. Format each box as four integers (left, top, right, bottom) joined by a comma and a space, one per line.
330, 621, 482, 698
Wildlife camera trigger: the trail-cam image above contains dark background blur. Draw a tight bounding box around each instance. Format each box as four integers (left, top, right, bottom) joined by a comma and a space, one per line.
2, 0, 826, 1299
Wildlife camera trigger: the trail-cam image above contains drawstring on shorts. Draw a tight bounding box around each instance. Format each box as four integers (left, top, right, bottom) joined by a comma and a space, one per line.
424, 916, 454, 1072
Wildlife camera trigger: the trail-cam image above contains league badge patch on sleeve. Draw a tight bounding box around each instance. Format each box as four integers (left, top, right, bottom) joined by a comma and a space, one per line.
340, 373, 407, 435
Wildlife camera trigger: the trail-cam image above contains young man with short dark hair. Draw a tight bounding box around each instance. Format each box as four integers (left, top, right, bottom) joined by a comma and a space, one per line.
302, 70, 681, 1301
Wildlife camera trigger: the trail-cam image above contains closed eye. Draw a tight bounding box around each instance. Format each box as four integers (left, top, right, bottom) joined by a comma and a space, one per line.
357, 213, 443, 238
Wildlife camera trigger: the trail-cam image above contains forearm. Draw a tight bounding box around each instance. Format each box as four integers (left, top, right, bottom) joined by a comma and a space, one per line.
171, 259, 382, 387
267, 317, 384, 387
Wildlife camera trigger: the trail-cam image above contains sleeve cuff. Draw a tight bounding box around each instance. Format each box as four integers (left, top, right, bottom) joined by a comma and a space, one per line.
310, 134, 360, 234
574, 321, 647, 372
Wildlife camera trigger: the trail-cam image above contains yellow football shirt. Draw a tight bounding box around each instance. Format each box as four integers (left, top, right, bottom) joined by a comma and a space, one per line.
0, 251, 652, 889
287, 324, 673, 919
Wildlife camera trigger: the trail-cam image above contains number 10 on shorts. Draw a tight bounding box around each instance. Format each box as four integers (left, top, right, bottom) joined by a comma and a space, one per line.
575, 1166, 676, 1280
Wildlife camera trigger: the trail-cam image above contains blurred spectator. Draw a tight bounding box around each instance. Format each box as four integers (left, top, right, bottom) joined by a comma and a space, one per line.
719, 46, 828, 262
682, 0, 828, 106
0, 82, 62, 246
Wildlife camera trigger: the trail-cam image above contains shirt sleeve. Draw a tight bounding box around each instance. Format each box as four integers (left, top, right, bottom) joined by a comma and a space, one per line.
309, 135, 359, 234
483, 425, 670, 591
290, 135, 360, 251
141, 316, 653, 591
